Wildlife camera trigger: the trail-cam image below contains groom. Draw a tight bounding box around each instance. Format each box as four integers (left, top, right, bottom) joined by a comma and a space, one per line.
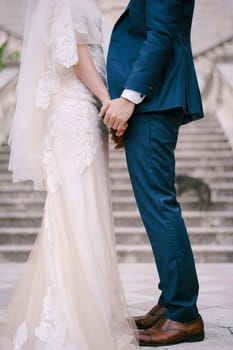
101, 0, 205, 347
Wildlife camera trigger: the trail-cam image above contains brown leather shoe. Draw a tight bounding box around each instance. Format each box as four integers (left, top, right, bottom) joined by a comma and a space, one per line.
138, 316, 205, 346
133, 304, 167, 330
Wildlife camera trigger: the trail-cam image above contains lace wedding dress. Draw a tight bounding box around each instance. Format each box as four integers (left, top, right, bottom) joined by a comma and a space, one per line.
0, 1, 138, 349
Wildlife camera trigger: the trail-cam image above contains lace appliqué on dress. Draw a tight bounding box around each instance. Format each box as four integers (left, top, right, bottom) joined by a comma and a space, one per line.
42, 92, 103, 192
43, 130, 61, 193
13, 321, 28, 350
70, 103, 103, 174
36, 72, 58, 110
44, 198, 53, 243
35, 287, 67, 349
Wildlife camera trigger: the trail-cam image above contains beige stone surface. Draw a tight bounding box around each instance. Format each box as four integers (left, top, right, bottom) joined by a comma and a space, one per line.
0, 263, 233, 349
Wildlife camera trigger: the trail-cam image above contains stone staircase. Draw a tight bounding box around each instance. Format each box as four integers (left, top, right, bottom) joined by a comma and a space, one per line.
110, 114, 233, 263
1, 26, 233, 263
1, 108, 233, 263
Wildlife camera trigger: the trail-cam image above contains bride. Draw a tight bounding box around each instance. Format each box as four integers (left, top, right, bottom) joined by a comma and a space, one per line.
0, 0, 138, 349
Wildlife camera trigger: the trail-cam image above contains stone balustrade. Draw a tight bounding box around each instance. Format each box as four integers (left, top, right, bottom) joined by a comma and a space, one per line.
0, 28, 21, 146
0, 67, 18, 146
215, 63, 233, 151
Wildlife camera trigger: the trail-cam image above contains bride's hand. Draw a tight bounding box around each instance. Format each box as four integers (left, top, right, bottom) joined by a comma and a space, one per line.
100, 97, 135, 133
100, 96, 111, 109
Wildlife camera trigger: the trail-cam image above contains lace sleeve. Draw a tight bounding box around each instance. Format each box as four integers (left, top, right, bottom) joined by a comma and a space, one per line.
49, 0, 79, 69
36, 0, 102, 110
49, 0, 102, 69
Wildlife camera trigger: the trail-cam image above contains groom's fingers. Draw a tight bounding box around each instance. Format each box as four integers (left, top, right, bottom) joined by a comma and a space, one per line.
112, 121, 120, 130
116, 123, 128, 137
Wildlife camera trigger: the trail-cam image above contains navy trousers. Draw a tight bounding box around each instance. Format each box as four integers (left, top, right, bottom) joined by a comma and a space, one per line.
124, 111, 199, 322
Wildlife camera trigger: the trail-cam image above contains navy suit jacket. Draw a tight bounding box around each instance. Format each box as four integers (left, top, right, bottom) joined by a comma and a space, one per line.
107, 0, 204, 123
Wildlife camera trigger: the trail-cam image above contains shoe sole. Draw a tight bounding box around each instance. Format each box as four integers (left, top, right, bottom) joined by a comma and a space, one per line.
139, 332, 205, 347
136, 325, 152, 330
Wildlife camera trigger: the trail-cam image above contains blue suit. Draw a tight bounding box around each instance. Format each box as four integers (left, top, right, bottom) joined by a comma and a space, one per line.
107, 0, 202, 322
107, 0, 203, 123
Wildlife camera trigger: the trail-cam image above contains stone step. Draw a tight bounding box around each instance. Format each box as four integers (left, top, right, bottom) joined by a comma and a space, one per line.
0, 183, 38, 194
110, 139, 231, 150
0, 192, 43, 201
0, 138, 224, 157
0, 203, 44, 212
0, 245, 32, 263
180, 123, 222, 129
0, 195, 232, 212
110, 142, 231, 151
0, 196, 45, 204
179, 128, 224, 135
184, 125, 222, 130
175, 142, 231, 150
181, 122, 221, 129
1, 225, 233, 247
109, 156, 233, 168
109, 150, 233, 160
0, 173, 12, 181
0, 196, 45, 211
210, 183, 233, 195
177, 134, 228, 142
116, 137, 229, 152
114, 227, 233, 246
115, 226, 233, 245
0, 154, 10, 162
0, 168, 11, 174
2, 158, 233, 171
1, 243, 233, 263
0, 146, 10, 154
0, 212, 42, 227
109, 159, 233, 171
110, 171, 233, 184
0, 193, 45, 205
113, 211, 233, 227
180, 126, 222, 134
175, 150, 233, 158
111, 196, 233, 211
2, 149, 233, 163
116, 244, 233, 263
110, 171, 233, 185
0, 227, 38, 245
0, 201, 229, 215
1, 210, 233, 230
179, 200, 233, 211
110, 183, 233, 197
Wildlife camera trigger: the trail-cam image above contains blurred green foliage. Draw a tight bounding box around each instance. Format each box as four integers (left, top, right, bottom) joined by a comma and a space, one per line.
0, 41, 7, 70
0, 41, 20, 71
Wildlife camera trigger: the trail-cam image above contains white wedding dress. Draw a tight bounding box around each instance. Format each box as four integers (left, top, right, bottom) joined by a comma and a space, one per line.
0, 1, 138, 349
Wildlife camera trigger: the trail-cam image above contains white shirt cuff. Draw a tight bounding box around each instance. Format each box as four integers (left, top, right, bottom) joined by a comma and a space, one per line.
121, 89, 145, 104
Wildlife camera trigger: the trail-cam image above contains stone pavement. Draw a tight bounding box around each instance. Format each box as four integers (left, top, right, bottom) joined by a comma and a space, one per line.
0, 263, 233, 349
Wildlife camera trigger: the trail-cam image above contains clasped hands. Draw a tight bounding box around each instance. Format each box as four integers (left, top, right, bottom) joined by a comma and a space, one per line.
100, 97, 135, 148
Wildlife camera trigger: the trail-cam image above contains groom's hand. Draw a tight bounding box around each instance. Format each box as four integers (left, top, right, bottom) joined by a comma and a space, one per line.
100, 97, 135, 136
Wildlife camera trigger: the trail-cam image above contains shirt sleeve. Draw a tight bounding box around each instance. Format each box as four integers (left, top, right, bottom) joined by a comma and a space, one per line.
121, 89, 145, 104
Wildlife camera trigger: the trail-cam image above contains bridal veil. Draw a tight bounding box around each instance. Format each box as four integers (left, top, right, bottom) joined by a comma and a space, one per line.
8, 0, 102, 190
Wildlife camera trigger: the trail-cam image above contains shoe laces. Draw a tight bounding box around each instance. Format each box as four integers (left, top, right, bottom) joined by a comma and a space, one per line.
152, 316, 167, 329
